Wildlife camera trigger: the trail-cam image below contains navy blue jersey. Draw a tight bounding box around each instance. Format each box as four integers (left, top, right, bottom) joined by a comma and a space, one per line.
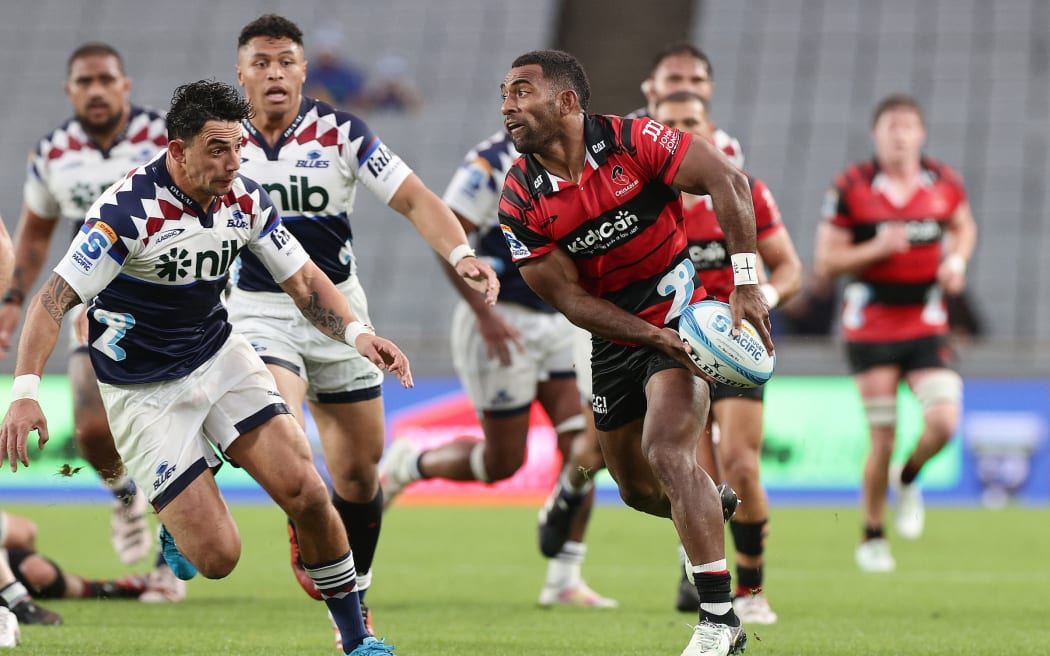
442, 130, 553, 313
236, 97, 412, 292
54, 153, 309, 384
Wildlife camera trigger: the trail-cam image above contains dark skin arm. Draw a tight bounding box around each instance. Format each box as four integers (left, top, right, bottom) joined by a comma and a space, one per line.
671, 136, 774, 352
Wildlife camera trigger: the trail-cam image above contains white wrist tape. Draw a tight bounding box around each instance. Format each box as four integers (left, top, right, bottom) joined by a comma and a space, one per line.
731, 252, 759, 285
759, 283, 780, 309
345, 321, 376, 350
448, 244, 477, 268
10, 374, 41, 402
943, 254, 966, 274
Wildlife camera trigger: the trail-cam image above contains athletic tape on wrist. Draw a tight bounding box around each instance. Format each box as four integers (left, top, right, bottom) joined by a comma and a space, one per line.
345, 321, 376, 350
731, 252, 759, 285
448, 244, 476, 268
10, 374, 41, 402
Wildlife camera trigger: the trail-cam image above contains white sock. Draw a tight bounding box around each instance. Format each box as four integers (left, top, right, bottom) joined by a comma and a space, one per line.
546, 541, 586, 587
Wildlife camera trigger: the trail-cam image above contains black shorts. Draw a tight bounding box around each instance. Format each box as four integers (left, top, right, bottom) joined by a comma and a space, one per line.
590, 338, 688, 432
711, 381, 764, 402
845, 334, 955, 375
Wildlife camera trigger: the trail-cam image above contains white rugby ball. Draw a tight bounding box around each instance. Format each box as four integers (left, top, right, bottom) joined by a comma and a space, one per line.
677, 299, 775, 388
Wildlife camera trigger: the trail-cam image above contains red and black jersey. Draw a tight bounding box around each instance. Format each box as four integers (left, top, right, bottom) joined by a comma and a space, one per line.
498, 114, 705, 338
823, 156, 967, 342
684, 176, 783, 301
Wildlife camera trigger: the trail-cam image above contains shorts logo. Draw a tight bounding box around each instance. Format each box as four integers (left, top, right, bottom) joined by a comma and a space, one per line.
500, 224, 531, 259
592, 395, 608, 414
153, 460, 177, 491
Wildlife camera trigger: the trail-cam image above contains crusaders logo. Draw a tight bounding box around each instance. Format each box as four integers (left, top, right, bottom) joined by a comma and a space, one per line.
611, 165, 631, 185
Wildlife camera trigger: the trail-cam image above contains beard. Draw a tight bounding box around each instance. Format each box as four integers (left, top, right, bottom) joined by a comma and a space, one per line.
77, 107, 124, 140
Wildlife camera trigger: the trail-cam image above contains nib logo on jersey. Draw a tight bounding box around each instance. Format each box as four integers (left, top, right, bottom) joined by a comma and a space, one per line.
154, 239, 240, 282
566, 210, 641, 254
688, 239, 728, 270
263, 176, 329, 213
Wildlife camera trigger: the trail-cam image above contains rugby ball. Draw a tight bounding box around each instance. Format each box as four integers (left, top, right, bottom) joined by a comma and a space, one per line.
677, 300, 775, 388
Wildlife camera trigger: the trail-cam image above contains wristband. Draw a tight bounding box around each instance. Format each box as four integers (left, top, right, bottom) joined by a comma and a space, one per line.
731, 253, 759, 285
448, 244, 477, 268
943, 254, 966, 274
759, 283, 780, 309
10, 374, 41, 402
345, 321, 376, 350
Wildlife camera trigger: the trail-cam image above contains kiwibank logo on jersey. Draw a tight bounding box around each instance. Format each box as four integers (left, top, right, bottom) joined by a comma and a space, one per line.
566, 210, 640, 254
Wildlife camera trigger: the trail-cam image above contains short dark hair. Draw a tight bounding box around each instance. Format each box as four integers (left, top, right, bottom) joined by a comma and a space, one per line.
67, 42, 125, 76
655, 90, 708, 113
648, 42, 712, 80
511, 49, 591, 111
238, 14, 304, 48
167, 80, 253, 141
872, 93, 924, 127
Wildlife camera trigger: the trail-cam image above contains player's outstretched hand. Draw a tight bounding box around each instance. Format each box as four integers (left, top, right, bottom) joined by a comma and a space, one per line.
0, 400, 50, 472
354, 334, 414, 388
455, 257, 501, 306
729, 285, 775, 355
477, 309, 524, 366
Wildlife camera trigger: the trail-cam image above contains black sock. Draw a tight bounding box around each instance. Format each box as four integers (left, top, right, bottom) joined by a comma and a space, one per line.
332, 489, 383, 587
694, 570, 739, 626
900, 461, 920, 485
735, 566, 763, 595
864, 525, 885, 541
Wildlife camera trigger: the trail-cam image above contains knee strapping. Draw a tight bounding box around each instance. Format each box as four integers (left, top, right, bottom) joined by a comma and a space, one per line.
864, 396, 897, 428
729, 519, 768, 558
469, 442, 490, 483
553, 414, 586, 435
913, 370, 963, 410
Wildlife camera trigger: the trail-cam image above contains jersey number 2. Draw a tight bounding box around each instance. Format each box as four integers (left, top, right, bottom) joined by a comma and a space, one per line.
92, 309, 136, 361
658, 259, 696, 323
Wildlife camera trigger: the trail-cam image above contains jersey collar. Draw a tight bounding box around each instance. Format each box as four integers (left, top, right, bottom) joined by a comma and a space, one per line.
242, 96, 312, 161
152, 155, 218, 228
521, 114, 616, 197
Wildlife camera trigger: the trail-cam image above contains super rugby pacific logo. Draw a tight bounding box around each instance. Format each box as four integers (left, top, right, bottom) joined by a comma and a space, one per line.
70, 222, 117, 274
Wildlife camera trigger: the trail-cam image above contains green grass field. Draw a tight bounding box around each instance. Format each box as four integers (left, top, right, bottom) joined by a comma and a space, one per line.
6, 502, 1048, 655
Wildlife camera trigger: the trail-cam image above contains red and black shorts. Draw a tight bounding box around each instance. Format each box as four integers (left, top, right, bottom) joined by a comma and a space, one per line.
845, 334, 955, 375
589, 337, 688, 432
710, 381, 765, 402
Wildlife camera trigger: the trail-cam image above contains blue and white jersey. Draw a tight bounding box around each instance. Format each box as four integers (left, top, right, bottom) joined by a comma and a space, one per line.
54, 152, 309, 385
235, 97, 412, 292
24, 106, 167, 236
442, 130, 553, 313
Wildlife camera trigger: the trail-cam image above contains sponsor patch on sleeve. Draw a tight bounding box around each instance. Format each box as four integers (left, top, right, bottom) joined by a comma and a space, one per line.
69, 223, 117, 274
500, 224, 532, 259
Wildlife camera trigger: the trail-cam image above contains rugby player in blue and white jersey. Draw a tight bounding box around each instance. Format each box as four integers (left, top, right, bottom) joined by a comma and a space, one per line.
0, 80, 411, 656
229, 15, 498, 640
0, 44, 167, 576
380, 130, 615, 609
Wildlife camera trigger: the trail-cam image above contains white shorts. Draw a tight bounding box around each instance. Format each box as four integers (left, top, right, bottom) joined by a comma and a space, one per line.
572, 326, 593, 400
98, 333, 291, 510
451, 301, 575, 414
227, 276, 383, 403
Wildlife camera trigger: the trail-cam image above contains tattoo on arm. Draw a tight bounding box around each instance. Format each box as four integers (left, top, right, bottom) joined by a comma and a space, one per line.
298, 292, 347, 341
39, 273, 81, 325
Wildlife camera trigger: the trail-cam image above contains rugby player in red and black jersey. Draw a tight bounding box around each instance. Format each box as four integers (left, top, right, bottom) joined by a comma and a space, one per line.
656, 91, 801, 625
498, 50, 772, 656
815, 94, 977, 573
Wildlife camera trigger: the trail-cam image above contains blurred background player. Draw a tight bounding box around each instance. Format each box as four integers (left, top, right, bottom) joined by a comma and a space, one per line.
814, 94, 977, 572
229, 15, 498, 643
0, 511, 62, 626
0, 42, 179, 600
631, 42, 744, 168
655, 91, 802, 624
0, 219, 12, 293
379, 129, 616, 609
2, 510, 151, 604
